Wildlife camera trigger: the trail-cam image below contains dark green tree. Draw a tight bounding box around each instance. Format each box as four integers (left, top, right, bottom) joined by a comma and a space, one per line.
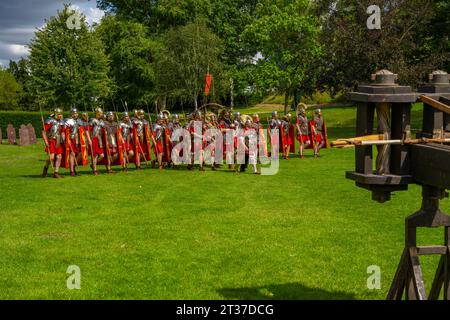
315, 0, 450, 91
155, 19, 225, 110
96, 15, 159, 109
29, 5, 113, 110
0, 67, 22, 110
243, 0, 322, 113
9, 58, 35, 110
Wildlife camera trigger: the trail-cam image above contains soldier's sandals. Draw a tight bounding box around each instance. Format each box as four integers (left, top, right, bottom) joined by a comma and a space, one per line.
42, 166, 49, 178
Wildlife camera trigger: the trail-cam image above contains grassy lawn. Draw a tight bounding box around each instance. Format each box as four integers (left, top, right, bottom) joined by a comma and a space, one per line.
0, 104, 447, 300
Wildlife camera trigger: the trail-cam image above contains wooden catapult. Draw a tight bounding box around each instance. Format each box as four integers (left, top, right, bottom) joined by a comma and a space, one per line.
342, 70, 450, 300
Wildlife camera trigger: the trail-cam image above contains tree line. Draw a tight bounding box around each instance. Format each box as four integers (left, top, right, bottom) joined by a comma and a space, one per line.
1, 0, 449, 112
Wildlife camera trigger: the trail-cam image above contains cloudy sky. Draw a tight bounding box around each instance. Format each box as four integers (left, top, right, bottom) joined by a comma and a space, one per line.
0, 0, 105, 67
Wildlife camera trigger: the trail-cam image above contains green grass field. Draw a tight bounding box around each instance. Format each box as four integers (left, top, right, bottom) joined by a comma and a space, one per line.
0, 104, 447, 300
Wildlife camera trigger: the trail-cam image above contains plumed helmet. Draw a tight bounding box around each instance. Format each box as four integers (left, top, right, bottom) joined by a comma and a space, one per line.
95, 107, 103, 117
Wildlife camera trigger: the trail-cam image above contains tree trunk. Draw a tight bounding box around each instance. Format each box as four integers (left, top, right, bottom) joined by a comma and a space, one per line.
194, 95, 198, 110
284, 90, 289, 115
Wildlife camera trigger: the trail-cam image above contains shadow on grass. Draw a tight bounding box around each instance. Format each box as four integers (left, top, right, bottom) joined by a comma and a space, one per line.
218, 283, 356, 300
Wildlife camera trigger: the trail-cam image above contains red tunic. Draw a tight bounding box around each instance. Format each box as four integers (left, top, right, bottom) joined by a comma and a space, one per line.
44, 123, 64, 155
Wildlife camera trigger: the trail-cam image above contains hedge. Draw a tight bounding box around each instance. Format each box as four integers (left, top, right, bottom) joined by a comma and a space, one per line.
0, 111, 80, 139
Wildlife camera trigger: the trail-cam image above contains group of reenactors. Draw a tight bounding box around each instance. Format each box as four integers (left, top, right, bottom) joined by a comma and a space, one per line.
41, 106, 327, 178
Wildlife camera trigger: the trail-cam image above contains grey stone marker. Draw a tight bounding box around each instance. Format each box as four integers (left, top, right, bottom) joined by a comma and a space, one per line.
7, 124, 16, 145
27, 124, 37, 145
19, 124, 31, 146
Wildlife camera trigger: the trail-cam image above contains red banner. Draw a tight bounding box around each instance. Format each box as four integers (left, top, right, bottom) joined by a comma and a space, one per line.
204, 73, 213, 96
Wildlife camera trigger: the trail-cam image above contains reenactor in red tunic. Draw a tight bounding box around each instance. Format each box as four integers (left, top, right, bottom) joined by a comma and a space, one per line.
310, 109, 328, 158
132, 110, 152, 169
88, 107, 106, 176
119, 112, 134, 171
296, 107, 311, 159
64, 108, 89, 176
186, 110, 205, 171
268, 111, 282, 155
252, 113, 268, 162
104, 111, 121, 174
281, 113, 295, 160
42, 108, 65, 178
153, 113, 170, 170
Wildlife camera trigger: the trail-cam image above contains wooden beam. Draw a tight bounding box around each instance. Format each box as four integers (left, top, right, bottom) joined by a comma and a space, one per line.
420, 95, 450, 115
417, 246, 448, 255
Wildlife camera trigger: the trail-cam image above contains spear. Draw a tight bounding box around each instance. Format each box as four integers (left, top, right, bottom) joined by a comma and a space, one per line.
146, 103, 160, 159
113, 100, 128, 168
39, 102, 55, 172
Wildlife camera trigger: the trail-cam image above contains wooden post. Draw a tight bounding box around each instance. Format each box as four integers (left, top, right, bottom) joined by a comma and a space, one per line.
355, 103, 375, 174
387, 186, 450, 300
391, 103, 411, 175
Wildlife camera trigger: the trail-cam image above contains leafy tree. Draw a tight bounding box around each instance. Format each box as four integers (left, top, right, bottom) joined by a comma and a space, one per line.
96, 15, 159, 109
243, 0, 322, 113
97, 0, 261, 107
315, 0, 450, 91
28, 5, 113, 110
0, 67, 22, 110
155, 19, 225, 110
97, 0, 211, 32
9, 58, 35, 110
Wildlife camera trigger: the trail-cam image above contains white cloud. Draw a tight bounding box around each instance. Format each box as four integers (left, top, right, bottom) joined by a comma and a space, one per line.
68, 4, 105, 27
8, 44, 29, 56
86, 8, 105, 26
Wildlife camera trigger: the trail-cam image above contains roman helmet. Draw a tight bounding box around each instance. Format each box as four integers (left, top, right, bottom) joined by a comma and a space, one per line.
241, 115, 253, 127
95, 107, 104, 119
138, 109, 145, 119
122, 111, 129, 121
81, 112, 89, 122
54, 108, 63, 120
234, 112, 241, 119
252, 113, 260, 122
157, 113, 165, 123
162, 110, 171, 121
272, 110, 278, 118
106, 111, 115, 122
315, 109, 322, 116
71, 108, 79, 119
298, 108, 306, 117
133, 109, 139, 118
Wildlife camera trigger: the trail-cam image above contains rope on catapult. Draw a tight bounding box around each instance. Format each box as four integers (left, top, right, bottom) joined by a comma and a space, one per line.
376, 103, 391, 175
